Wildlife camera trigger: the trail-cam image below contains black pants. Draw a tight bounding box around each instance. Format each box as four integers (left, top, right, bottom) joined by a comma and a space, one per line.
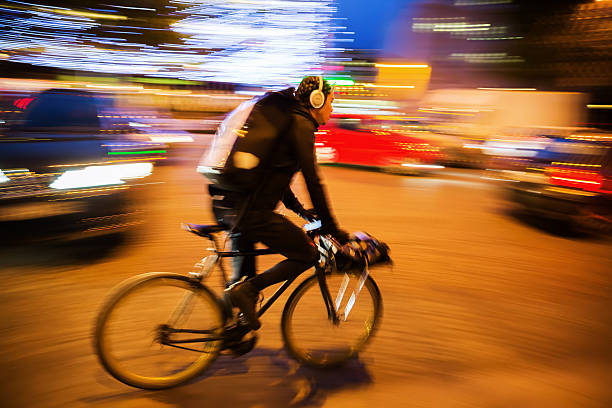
212, 202, 319, 291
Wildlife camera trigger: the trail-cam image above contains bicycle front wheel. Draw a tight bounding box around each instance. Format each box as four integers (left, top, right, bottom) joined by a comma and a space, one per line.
94, 273, 225, 389
282, 269, 382, 368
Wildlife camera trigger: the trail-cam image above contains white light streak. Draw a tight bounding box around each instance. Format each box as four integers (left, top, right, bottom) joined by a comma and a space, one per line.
375, 63, 429, 68
478, 87, 536, 91
101, 4, 157, 11
0, 0, 344, 86
361, 84, 415, 89
587, 105, 612, 109
401, 163, 445, 169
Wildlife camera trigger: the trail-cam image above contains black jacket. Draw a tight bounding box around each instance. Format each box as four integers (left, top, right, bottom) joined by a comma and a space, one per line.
210, 88, 339, 232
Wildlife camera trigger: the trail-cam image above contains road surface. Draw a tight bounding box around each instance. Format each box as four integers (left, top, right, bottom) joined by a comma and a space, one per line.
1, 146, 611, 407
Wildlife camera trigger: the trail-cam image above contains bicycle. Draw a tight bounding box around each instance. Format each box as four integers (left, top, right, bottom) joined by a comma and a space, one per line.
93, 220, 384, 390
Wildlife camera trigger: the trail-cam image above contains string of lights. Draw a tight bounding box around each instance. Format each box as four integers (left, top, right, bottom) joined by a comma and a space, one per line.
0, 0, 348, 86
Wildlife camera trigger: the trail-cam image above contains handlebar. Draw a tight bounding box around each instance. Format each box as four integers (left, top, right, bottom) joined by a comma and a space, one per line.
302, 220, 344, 260
302, 219, 322, 232
306, 220, 391, 270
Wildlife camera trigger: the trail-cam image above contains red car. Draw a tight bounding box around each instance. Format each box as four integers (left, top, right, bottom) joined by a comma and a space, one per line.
315, 115, 445, 174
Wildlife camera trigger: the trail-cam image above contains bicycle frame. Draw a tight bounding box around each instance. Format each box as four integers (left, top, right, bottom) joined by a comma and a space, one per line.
205, 231, 340, 323
93, 220, 384, 392
161, 279, 323, 351
160, 225, 370, 349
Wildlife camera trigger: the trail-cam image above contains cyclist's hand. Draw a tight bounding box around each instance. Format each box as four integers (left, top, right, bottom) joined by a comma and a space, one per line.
320, 221, 350, 244
331, 228, 350, 245
299, 208, 318, 222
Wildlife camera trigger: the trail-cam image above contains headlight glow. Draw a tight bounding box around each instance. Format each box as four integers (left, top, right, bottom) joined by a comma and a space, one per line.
0, 169, 10, 183
50, 163, 153, 190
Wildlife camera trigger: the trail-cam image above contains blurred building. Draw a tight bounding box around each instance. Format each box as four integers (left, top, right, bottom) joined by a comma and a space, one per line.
524, 0, 612, 128
374, 0, 611, 128
392, 0, 525, 89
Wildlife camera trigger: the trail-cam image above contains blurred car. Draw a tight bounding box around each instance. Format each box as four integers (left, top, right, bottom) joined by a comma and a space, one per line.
315, 115, 445, 174
389, 119, 490, 169
0, 88, 164, 243
119, 109, 196, 148
495, 131, 612, 233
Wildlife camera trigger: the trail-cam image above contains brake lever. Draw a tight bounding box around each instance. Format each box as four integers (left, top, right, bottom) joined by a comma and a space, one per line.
302, 219, 322, 232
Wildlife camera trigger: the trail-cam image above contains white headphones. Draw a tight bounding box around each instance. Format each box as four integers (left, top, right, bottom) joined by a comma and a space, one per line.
309, 76, 325, 109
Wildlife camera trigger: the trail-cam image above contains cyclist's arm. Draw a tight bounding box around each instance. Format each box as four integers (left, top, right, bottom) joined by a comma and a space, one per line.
281, 187, 307, 215
290, 118, 339, 232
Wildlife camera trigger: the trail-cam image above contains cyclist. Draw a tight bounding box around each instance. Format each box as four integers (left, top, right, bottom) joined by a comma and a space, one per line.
209, 76, 349, 330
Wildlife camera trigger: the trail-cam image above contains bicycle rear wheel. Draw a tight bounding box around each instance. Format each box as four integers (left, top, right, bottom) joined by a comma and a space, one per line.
94, 273, 225, 389
281, 269, 382, 368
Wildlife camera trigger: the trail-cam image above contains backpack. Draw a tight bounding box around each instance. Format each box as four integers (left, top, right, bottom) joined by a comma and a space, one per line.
197, 89, 295, 192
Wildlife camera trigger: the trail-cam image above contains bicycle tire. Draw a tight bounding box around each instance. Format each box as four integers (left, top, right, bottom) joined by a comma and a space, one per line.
281, 269, 382, 368
93, 272, 225, 389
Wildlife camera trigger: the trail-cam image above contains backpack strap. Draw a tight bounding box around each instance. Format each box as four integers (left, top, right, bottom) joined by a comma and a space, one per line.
229, 92, 297, 232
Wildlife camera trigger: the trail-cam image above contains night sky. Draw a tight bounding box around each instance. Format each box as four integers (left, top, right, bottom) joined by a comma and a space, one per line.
335, 0, 413, 50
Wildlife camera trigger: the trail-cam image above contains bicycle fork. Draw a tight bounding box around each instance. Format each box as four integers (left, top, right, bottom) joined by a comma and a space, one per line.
316, 263, 370, 324
336, 266, 369, 321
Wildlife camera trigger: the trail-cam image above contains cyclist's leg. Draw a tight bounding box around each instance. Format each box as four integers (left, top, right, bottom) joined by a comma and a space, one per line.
242, 211, 319, 291
210, 193, 256, 286
227, 211, 318, 329
229, 232, 256, 285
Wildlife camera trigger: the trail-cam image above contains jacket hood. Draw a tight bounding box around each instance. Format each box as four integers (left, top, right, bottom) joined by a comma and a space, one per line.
263, 87, 296, 105
257, 87, 318, 128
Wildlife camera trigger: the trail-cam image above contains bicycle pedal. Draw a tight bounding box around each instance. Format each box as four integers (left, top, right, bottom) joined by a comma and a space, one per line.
221, 322, 248, 345
226, 320, 250, 336
227, 335, 258, 358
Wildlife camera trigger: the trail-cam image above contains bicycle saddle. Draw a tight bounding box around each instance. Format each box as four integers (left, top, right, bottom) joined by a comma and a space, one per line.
182, 223, 227, 237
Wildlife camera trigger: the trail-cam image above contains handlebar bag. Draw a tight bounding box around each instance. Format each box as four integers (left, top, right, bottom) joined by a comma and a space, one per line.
335, 231, 391, 271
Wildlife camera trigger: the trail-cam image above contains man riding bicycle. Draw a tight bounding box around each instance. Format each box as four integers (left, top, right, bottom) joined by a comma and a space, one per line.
208, 76, 349, 330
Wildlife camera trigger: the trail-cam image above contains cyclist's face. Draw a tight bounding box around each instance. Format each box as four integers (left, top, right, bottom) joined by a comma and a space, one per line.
313, 93, 334, 126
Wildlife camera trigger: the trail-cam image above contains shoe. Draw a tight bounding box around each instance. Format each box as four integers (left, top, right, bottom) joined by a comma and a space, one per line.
226, 279, 261, 330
